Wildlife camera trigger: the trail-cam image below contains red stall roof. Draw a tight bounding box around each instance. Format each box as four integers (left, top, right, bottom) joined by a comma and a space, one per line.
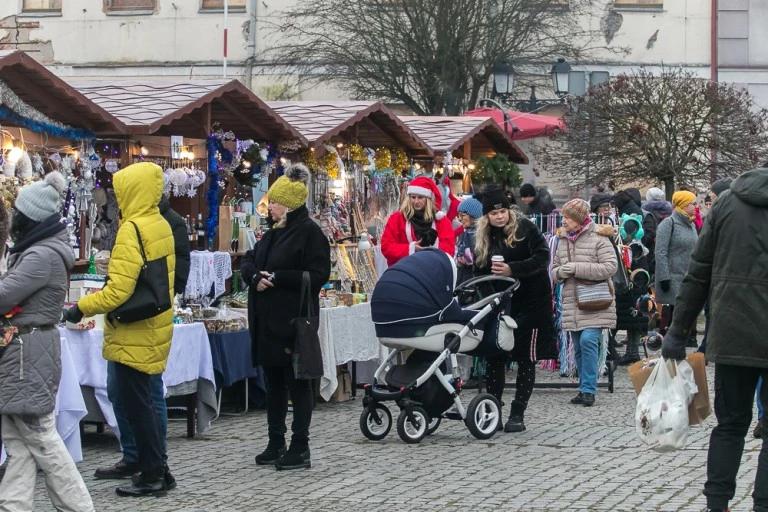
463, 107, 566, 141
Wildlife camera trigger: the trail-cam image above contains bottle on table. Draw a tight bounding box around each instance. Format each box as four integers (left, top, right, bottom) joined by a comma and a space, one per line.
196, 213, 207, 251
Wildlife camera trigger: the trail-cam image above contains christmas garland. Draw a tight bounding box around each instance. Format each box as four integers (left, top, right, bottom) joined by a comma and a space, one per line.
206, 134, 233, 249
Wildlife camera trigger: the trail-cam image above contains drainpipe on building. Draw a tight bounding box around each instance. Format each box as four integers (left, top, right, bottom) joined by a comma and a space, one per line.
245, 0, 257, 90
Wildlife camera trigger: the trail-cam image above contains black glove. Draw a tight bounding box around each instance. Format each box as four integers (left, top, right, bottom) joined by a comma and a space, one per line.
63, 304, 84, 324
420, 228, 438, 247
660, 280, 670, 292
661, 331, 687, 361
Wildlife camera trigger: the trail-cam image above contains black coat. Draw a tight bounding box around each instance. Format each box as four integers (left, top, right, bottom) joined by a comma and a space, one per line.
524, 194, 556, 216
241, 205, 331, 368
159, 195, 190, 296
473, 218, 558, 361
668, 168, 768, 368
615, 255, 649, 332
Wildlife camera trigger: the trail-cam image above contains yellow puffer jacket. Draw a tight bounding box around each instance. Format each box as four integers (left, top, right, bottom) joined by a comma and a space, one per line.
78, 163, 176, 374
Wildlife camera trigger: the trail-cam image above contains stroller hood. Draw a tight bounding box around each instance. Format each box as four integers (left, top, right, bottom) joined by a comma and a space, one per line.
371, 249, 457, 325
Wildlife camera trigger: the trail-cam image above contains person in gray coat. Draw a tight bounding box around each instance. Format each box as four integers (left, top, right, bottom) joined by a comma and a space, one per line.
653, 190, 698, 342
0, 172, 94, 511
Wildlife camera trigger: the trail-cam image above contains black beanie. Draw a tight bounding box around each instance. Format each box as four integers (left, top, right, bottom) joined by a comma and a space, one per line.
519, 183, 537, 198
481, 185, 511, 215
589, 192, 612, 213
711, 178, 732, 196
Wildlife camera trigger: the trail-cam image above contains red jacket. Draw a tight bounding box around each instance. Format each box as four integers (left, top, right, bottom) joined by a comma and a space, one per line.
380, 211, 456, 267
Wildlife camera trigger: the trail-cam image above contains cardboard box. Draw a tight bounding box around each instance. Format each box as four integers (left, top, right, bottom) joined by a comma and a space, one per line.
329, 372, 352, 403
628, 352, 711, 426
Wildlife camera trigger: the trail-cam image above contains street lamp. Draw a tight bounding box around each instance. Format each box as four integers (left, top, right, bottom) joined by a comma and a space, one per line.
492, 60, 515, 102
551, 57, 572, 97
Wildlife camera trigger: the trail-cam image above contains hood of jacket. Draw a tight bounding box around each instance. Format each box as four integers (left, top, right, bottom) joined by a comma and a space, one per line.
730, 168, 768, 208
626, 188, 642, 208
556, 222, 615, 239
114, 162, 163, 221
643, 200, 673, 216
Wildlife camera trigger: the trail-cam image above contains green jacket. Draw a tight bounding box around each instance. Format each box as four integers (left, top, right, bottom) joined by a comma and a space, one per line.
78, 163, 176, 375
668, 168, 768, 367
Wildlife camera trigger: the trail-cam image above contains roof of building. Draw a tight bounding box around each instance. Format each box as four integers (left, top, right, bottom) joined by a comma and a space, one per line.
266, 101, 433, 157
0, 50, 125, 134
72, 79, 305, 142
399, 116, 528, 163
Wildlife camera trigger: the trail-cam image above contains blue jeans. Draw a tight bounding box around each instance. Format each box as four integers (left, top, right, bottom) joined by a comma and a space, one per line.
759, 377, 764, 421
106, 361, 167, 463
571, 328, 601, 395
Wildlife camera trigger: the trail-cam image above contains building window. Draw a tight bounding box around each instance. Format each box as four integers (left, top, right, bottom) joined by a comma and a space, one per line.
22, 0, 62, 12
104, 0, 156, 12
200, 0, 246, 11
614, 0, 663, 8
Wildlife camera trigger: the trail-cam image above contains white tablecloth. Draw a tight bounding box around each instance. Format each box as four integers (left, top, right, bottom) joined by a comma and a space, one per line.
1, 337, 88, 465
58, 322, 217, 438
318, 302, 387, 400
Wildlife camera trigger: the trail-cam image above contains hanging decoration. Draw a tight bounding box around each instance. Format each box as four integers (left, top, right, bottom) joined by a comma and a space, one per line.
300, 148, 318, 171
206, 131, 233, 249
392, 148, 408, 174
0, 88, 93, 140
321, 151, 339, 179
348, 144, 368, 166
374, 147, 391, 170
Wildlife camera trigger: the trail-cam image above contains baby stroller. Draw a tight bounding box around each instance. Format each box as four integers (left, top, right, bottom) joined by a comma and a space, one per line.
360, 249, 520, 444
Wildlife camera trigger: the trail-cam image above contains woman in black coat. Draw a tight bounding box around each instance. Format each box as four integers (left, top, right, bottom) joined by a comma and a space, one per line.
241, 164, 330, 471
472, 186, 557, 433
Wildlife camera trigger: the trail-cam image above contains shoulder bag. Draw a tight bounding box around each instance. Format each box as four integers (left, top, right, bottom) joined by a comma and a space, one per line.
566, 241, 614, 311
291, 271, 323, 379
110, 221, 171, 323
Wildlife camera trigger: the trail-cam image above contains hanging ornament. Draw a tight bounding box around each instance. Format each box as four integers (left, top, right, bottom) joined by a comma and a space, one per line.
321, 151, 339, 179
374, 147, 392, 170
104, 159, 120, 173
300, 148, 318, 171
349, 144, 367, 166
392, 148, 408, 173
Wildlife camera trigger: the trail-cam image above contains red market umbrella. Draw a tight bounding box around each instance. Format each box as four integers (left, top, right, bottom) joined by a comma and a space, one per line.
463, 107, 566, 141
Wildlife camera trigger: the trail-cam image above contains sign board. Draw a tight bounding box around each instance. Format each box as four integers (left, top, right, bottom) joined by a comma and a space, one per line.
171, 136, 184, 160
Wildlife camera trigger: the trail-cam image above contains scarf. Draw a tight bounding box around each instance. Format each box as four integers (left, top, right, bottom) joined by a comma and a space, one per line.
10, 213, 67, 254
410, 210, 437, 247
565, 216, 593, 243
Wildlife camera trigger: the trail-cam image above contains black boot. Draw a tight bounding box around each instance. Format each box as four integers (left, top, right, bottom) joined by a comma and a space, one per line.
116, 470, 167, 497
94, 458, 140, 480
255, 438, 287, 466
133, 465, 176, 491
570, 392, 585, 405
617, 353, 641, 366
581, 393, 595, 407
504, 400, 527, 433
274, 443, 311, 470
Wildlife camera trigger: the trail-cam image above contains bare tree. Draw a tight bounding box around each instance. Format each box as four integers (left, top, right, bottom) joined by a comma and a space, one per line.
540, 68, 768, 197
264, 0, 617, 115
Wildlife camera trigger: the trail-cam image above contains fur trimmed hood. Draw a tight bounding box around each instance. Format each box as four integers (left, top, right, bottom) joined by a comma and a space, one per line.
556, 223, 615, 239
643, 200, 673, 216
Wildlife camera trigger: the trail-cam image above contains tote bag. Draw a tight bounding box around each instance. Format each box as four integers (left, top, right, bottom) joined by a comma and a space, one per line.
291, 271, 323, 379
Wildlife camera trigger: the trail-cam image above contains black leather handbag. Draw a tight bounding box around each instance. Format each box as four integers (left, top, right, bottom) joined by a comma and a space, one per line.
110, 221, 171, 323
290, 271, 323, 380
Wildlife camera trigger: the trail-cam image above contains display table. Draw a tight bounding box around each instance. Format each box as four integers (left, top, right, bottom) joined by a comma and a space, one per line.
318, 302, 387, 401
208, 330, 264, 390
0, 337, 88, 465
59, 322, 217, 439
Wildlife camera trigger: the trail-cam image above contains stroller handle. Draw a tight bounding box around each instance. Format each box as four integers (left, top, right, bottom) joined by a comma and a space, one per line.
455, 275, 520, 294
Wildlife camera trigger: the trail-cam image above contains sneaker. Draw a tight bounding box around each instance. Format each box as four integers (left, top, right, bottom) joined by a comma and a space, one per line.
274, 446, 311, 470
255, 441, 287, 466
94, 459, 140, 480
582, 393, 595, 407
116, 474, 167, 497
570, 392, 585, 405
132, 466, 176, 491
755, 420, 763, 439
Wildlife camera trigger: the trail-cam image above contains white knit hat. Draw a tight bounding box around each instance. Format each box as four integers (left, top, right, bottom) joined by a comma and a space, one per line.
15, 171, 67, 221
645, 187, 665, 202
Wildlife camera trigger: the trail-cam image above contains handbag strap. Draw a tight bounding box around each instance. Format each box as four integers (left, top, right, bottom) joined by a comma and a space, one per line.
128, 221, 147, 265
298, 271, 315, 317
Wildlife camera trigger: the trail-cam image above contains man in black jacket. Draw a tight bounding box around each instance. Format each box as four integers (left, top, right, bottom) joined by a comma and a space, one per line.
519, 183, 555, 216
159, 194, 191, 295
662, 167, 768, 512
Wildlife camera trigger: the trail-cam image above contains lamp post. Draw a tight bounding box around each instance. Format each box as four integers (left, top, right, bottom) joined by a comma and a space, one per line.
551, 57, 572, 98
488, 57, 579, 113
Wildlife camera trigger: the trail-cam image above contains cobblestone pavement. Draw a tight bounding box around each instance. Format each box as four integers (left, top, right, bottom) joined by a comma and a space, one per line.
25, 351, 763, 512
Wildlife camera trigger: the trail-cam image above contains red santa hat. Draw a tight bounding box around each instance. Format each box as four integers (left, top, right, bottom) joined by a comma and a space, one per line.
407, 176, 445, 219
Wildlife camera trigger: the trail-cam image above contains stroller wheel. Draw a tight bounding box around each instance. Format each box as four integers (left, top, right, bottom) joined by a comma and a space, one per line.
425, 416, 441, 436
396, 407, 429, 444
465, 393, 501, 440
359, 403, 392, 441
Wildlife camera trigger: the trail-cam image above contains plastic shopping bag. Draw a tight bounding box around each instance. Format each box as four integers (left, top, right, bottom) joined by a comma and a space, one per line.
635, 358, 690, 452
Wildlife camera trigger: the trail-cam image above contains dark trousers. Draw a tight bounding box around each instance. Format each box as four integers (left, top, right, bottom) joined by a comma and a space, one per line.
263, 365, 313, 448
485, 357, 536, 406
113, 362, 164, 480
704, 364, 768, 511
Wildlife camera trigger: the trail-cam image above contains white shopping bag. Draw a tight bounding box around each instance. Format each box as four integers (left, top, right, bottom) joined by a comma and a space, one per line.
635, 358, 690, 452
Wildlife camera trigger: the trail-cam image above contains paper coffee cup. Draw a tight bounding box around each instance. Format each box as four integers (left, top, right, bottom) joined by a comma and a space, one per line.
491, 255, 504, 264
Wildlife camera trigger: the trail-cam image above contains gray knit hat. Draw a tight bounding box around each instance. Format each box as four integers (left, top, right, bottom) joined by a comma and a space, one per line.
15, 171, 67, 221
711, 178, 733, 197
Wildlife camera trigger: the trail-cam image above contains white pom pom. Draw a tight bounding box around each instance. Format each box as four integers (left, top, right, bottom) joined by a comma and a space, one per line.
435, 211, 445, 220
44, 171, 67, 194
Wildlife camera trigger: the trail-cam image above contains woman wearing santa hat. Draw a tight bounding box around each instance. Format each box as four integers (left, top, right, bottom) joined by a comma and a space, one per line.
381, 176, 456, 267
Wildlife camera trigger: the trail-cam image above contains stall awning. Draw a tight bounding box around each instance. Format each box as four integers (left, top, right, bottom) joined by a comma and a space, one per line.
399, 116, 528, 164
73, 80, 305, 142
463, 107, 566, 141
267, 101, 433, 158
0, 50, 125, 135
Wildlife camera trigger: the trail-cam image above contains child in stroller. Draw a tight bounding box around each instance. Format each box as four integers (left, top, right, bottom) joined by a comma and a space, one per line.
361, 249, 520, 444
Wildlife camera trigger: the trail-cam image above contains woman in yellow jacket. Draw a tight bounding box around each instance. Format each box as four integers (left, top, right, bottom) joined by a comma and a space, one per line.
64, 162, 175, 498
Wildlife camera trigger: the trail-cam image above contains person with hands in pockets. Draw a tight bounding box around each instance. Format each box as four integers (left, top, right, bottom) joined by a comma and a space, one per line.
661, 166, 768, 512
551, 198, 618, 408
241, 163, 330, 471
380, 176, 455, 266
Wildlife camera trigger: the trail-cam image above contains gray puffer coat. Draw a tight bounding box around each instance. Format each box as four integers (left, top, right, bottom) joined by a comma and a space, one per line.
552, 223, 618, 331
653, 210, 698, 304
0, 229, 74, 415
